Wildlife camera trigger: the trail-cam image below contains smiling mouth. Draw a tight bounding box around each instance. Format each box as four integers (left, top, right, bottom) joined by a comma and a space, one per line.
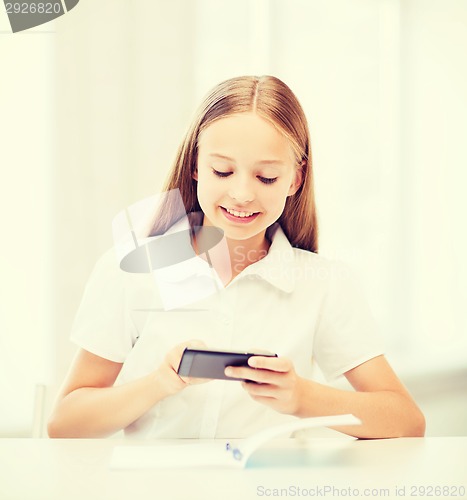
220, 206, 260, 221
224, 207, 257, 218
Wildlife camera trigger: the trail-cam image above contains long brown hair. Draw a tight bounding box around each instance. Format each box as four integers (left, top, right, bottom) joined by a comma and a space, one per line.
151, 75, 318, 253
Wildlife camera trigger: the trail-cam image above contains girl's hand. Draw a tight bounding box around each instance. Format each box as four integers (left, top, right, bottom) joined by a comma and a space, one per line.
155, 340, 211, 398
224, 356, 304, 415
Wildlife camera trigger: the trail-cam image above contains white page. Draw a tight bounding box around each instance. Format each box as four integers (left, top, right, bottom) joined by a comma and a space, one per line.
111, 442, 238, 469
234, 413, 360, 464
110, 414, 360, 470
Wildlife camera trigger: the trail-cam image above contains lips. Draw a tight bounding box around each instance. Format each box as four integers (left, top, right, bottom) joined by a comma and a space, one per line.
220, 206, 260, 223
224, 207, 257, 218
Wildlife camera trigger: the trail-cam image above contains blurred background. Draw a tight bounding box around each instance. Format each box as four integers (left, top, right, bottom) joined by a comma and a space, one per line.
1, 0, 466, 438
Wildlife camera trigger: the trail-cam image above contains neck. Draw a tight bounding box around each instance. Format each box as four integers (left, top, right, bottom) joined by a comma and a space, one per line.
193, 227, 271, 285
225, 232, 270, 278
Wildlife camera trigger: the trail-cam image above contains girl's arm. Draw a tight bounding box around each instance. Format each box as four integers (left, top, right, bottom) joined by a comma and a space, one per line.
47, 342, 201, 438
226, 355, 426, 438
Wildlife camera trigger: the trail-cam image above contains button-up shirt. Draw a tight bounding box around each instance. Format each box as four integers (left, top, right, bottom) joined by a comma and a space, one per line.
70, 213, 384, 438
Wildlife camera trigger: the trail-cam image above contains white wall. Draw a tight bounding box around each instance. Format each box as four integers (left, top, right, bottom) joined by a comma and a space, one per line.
399, 0, 467, 372
1, 0, 466, 437
51, 0, 200, 385
0, 17, 55, 436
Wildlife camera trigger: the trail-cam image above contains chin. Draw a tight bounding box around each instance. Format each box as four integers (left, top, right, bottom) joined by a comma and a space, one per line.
225, 224, 269, 241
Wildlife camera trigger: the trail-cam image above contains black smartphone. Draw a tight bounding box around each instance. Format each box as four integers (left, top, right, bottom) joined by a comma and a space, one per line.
177, 347, 278, 381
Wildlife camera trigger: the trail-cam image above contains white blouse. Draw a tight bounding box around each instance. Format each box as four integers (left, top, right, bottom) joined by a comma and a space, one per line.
70, 214, 384, 439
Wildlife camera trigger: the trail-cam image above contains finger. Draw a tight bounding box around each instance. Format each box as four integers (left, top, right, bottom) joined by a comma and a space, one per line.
181, 339, 207, 350
241, 380, 278, 398
170, 340, 207, 370
248, 395, 277, 405
167, 350, 184, 371
183, 376, 212, 385
225, 366, 281, 385
248, 356, 292, 373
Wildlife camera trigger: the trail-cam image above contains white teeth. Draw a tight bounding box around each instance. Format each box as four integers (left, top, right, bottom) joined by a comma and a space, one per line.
225, 208, 256, 218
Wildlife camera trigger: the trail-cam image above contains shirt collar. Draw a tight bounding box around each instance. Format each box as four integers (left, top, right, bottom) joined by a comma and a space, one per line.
154, 213, 296, 293
237, 223, 296, 293
151, 214, 212, 283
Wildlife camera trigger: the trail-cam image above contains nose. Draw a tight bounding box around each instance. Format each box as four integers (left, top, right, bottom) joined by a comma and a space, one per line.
228, 175, 254, 204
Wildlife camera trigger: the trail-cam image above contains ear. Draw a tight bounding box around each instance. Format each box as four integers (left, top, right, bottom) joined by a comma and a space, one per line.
287, 161, 305, 196
192, 167, 198, 181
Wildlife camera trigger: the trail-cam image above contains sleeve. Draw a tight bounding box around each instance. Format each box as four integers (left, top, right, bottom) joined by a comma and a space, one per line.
312, 261, 385, 381
69, 248, 136, 362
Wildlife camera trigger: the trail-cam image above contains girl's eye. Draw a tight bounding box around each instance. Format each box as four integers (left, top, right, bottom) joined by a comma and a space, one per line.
212, 168, 277, 184
212, 169, 232, 178
258, 176, 277, 184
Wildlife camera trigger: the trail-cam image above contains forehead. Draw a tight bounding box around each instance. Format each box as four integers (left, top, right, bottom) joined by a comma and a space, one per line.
198, 113, 295, 163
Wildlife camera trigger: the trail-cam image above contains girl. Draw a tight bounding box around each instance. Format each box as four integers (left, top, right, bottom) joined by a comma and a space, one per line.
48, 75, 425, 439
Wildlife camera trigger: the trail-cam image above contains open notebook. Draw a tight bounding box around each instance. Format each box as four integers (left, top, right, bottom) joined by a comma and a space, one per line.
110, 414, 360, 469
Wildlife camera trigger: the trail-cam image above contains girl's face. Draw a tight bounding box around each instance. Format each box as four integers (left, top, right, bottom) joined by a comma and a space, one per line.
194, 112, 302, 244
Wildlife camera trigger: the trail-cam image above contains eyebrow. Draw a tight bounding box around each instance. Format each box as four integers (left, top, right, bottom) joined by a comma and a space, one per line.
207, 153, 285, 166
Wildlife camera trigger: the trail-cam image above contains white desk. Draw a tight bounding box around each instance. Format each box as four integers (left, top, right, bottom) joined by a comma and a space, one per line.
0, 437, 466, 500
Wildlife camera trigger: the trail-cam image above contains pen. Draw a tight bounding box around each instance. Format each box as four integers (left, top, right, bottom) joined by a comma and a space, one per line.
225, 442, 243, 461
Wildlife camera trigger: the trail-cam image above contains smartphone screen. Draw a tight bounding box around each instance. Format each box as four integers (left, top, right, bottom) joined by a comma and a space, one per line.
177, 347, 277, 381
